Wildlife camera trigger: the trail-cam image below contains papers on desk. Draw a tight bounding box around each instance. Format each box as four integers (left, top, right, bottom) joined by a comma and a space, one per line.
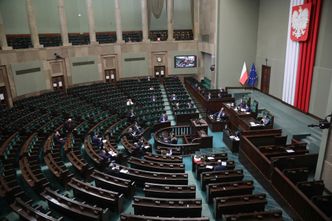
245, 112, 251, 114
144, 145, 150, 149
102, 139, 107, 144
206, 165, 214, 169
120, 169, 128, 173
250, 122, 263, 127
240, 108, 246, 112
108, 151, 117, 157
230, 135, 240, 141
286, 149, 295, 153
221, 161, 227, 166
207, 157, 215, 160
209, 115, 214, 119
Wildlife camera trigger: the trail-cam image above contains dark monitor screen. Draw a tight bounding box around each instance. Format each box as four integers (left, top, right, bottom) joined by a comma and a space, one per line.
174, 55, 197, 68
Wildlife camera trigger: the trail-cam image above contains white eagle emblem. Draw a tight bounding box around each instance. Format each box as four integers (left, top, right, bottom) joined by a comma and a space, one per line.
291, 6, 310, 39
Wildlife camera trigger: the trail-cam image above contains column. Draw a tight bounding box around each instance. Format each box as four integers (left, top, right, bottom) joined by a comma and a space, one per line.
141, 0, 149, 42
167, 0, 174, 41
0, 11, 12, 50
86, 0, 97, 44
115, 0, 124, 43
193, 0, 200, 41
26, 0, 42, 48
57, 0, 71, 46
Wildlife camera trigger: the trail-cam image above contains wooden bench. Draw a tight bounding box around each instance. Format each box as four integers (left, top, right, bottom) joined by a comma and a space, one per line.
271, 167, 330, 220
144, 182, 196, 199
283, 167, 309, 183
10, 197, 63, 221
271, 153, 318, 172
192, 152, 228, 172
68, 177, 124, 212
133, 196, 202, 217
297, 180, 324, 199
156, 146, 182, 155
128, 157, 185, 173
41, 187, 110, 221
120, 214, 209, 221
312, 195, 332, 218
223, 210, 283, 221
195, 160, 235, 178
105, 164, 188, 186
214, 193, 267, 218
90, 170, 135, 196
200, 169, 244, 190
144, 152, 183, 163
206, 180, 254, 203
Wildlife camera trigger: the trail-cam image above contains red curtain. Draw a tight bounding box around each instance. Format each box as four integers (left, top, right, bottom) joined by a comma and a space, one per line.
294, 0, 322, 112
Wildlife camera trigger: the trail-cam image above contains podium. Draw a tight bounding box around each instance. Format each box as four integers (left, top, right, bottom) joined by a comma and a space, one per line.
190, 119, 208, 135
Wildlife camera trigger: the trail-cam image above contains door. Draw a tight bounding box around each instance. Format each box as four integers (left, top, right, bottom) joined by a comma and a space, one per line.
154, 66, 165, 78
261, 65, 271, 94
105, 69, 116, 82
0, 86, 8, 110
52, 76, 65, 91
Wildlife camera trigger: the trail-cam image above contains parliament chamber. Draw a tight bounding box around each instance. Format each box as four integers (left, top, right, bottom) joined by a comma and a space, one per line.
1, 0, 332, 221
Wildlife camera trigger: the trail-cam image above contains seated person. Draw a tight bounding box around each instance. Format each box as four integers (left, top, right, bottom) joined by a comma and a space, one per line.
64, 118, 73, 133
54, 130, 65, 145
206, 92, 212, 100
187, 101, 193, 109
171, 93, 177, 101
213, 107, 226, 120
92, 133, 102, 148
214, 160, 227, 171
260, 115, 270, 126
99, 149, 111, 162
170, 133, 178, 144
133, 137, 146, 155
151, 95, 157, 102
174, 102, 180, 110
126, 98, 134, 106
106, 161, 120, 174
133, 121, 142, 133
128, 127, 139, 141
159, 111, 168, 123
166, 149, 173, 156
193, 155, 202, 164
219, 88, 225, 93
127, 109, 136, 122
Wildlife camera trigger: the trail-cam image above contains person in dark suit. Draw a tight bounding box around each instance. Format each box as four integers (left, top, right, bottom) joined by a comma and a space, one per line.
64, 118, 73, 133
261, 115, 270, 126
133, 121, 142, 134
54, 131, 65, 145
207, 92, 212, 100
214, 160, 227, 171
171, 93, 177, 101
127, 109, 136, 122
214, 107, 226, 120
160, 111, 168, 123
170, 132, 178, 144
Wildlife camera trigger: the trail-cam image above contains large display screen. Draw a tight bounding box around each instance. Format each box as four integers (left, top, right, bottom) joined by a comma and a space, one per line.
174, 55, 197, 68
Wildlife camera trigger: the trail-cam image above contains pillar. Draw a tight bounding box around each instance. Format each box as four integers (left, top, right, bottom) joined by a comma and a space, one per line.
115, 0, 124, 43
26, 0, 42, 48
57, 0, 71, 46
141, 0, 149, 42
167, 0, 174, 41
193, 0, 200, 41
86, 0, 97, 44
0, 11, 12, 50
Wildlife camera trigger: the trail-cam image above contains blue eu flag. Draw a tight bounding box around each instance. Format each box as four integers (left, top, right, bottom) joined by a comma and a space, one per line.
247, 63, 257, 87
